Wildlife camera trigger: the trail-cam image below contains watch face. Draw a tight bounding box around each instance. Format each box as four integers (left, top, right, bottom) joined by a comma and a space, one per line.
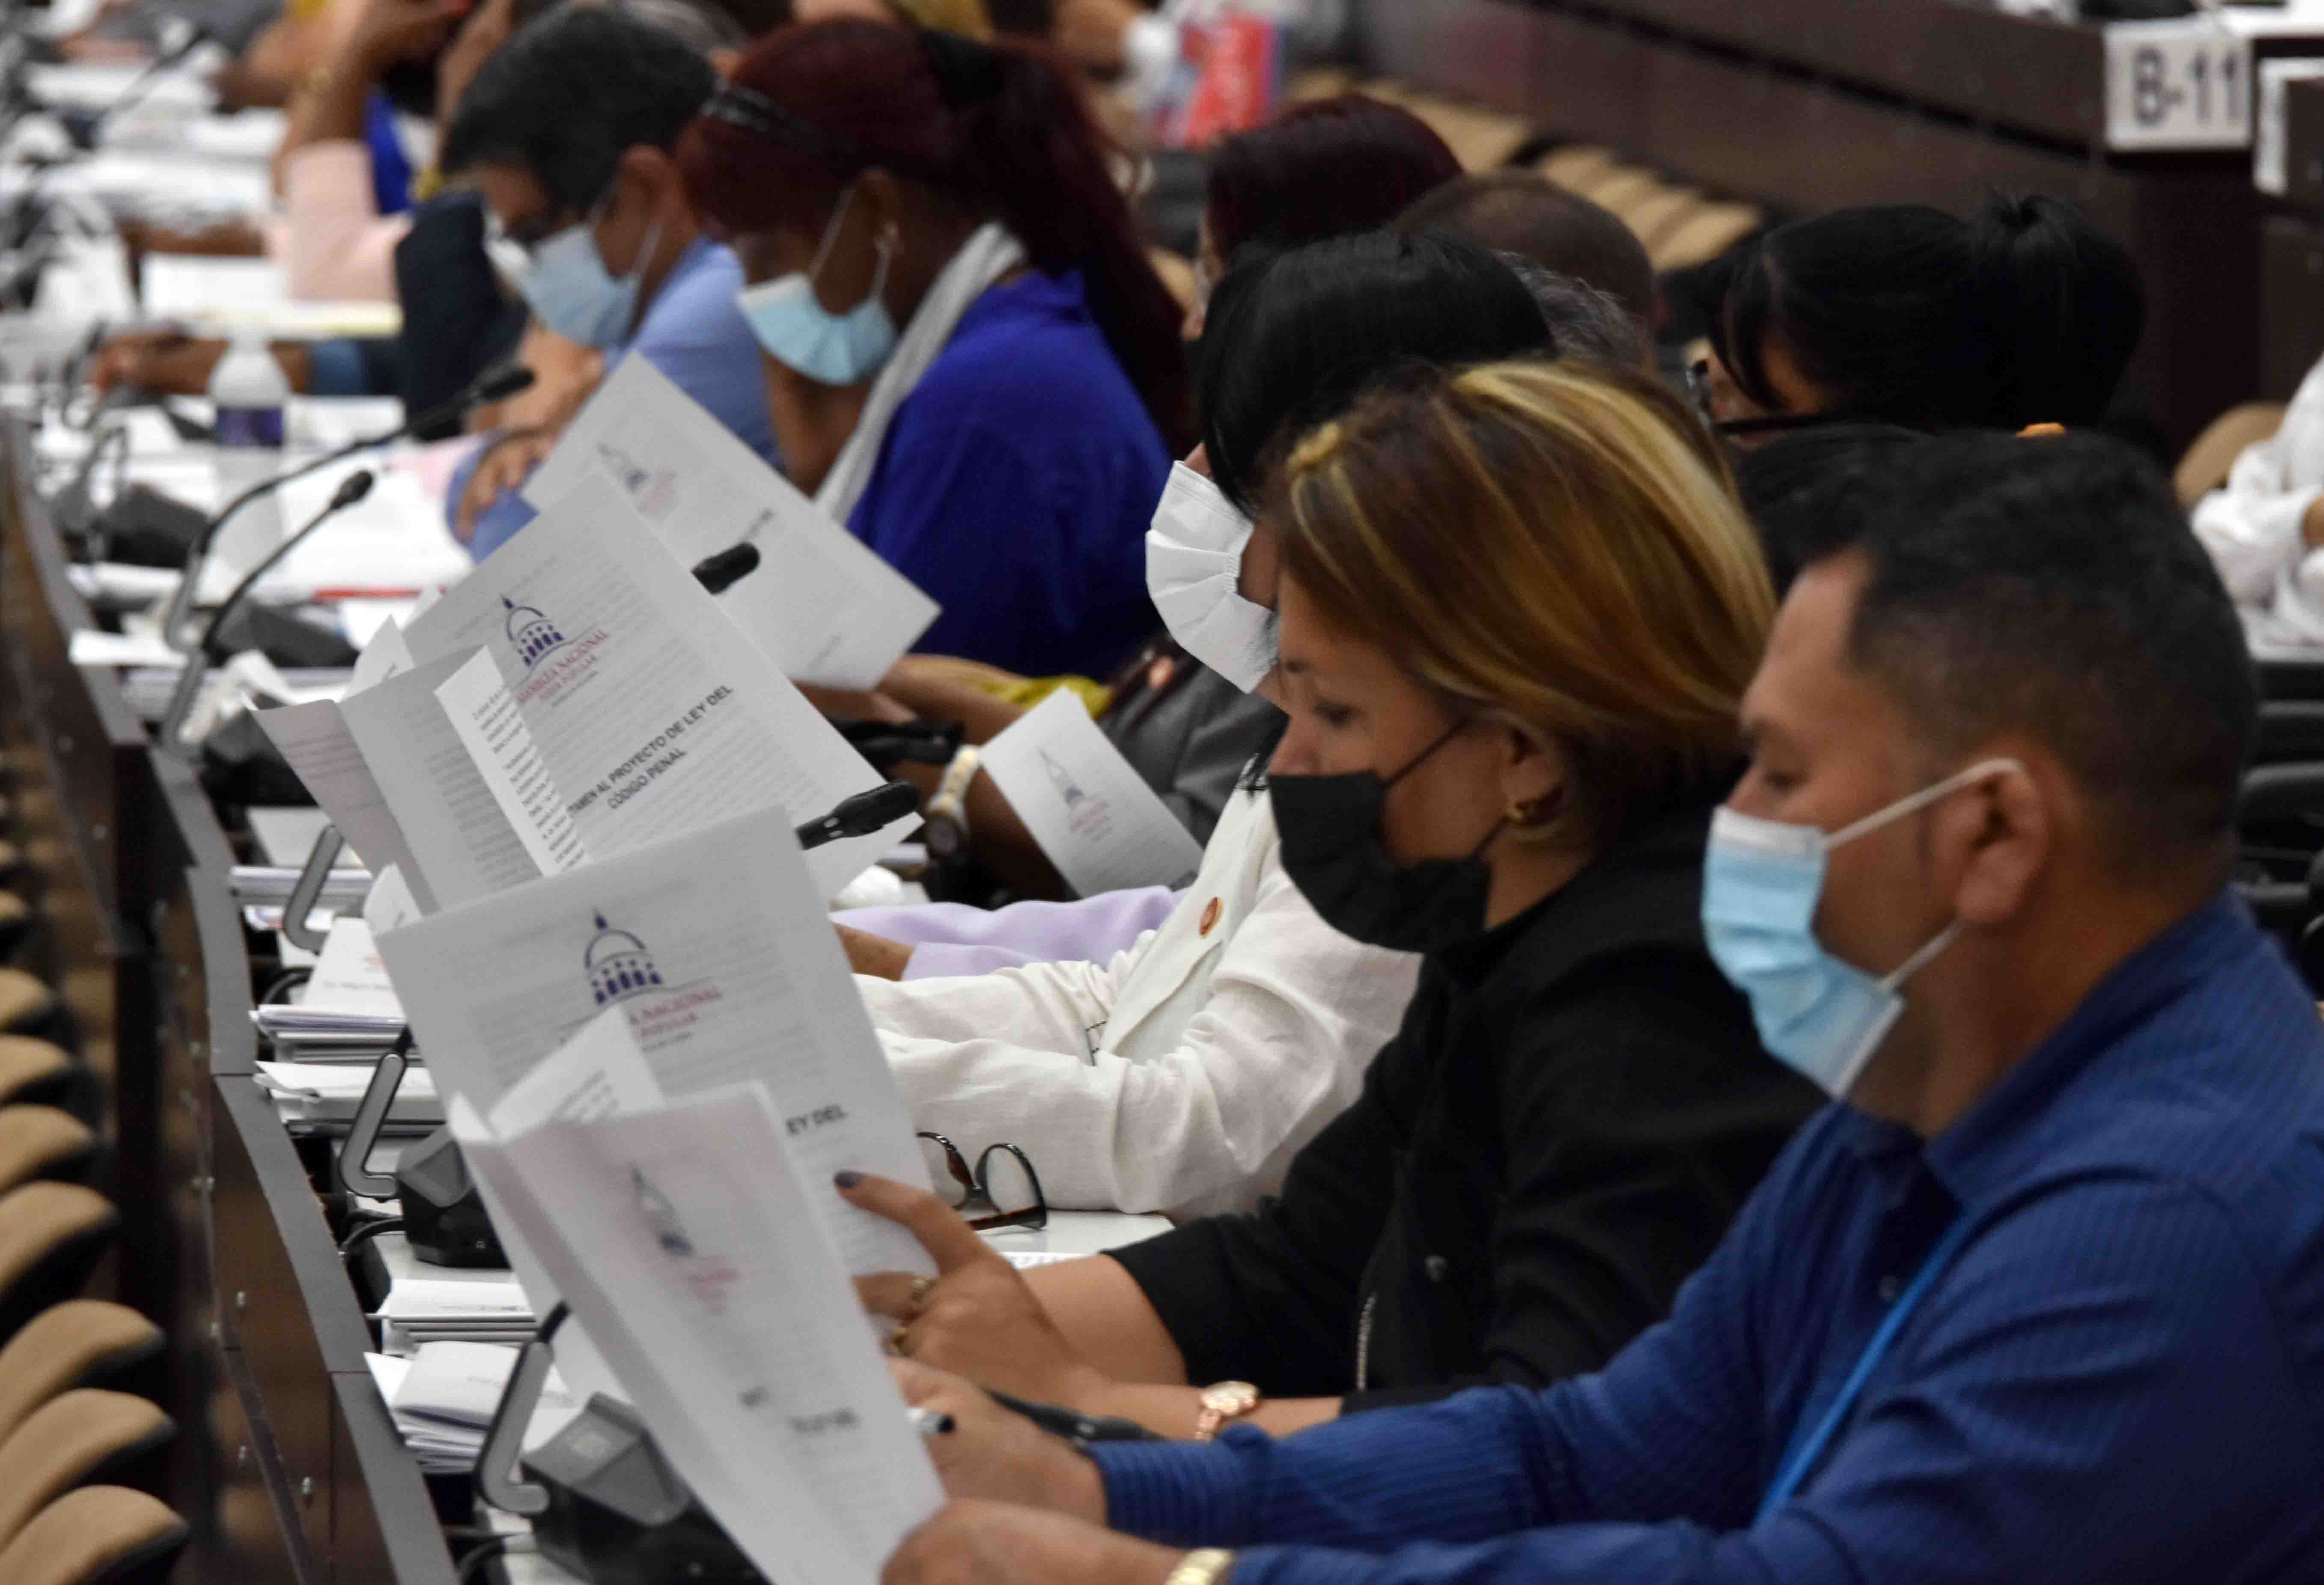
926, 818, 964, 860
1204, 1382, 1259, 1415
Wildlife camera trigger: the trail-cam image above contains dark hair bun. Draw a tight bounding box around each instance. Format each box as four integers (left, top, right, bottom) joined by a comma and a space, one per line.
1967, 192, 2144, 428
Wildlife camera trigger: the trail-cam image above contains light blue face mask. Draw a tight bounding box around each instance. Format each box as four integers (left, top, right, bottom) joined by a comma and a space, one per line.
736, 183, 898, 386
1702, 759, 2020, 1098
514, 196, 662, 352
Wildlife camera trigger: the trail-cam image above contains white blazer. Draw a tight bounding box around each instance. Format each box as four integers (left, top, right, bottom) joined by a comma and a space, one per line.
859, 787, 1420, 1219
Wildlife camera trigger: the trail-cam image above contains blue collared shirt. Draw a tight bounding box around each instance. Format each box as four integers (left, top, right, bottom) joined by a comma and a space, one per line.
1096, 891, 2324, 1585
455, 238, 778, 560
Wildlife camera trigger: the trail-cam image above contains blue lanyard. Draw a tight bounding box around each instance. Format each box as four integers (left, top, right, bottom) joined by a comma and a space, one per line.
1756, 1213, 1974, 1522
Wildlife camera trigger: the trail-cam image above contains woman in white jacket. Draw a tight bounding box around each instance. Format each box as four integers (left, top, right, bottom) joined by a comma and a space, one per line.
2193, 351, 2324, 650
854, 234, 1562, 1219
866, 769, 1413, 1218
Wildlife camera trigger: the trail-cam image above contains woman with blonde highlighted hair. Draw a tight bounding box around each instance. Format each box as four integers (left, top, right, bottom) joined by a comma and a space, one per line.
838, 358, 1822, 1442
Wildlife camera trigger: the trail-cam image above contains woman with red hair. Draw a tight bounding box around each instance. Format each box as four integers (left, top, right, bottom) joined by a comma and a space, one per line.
679, 20, 1187, 679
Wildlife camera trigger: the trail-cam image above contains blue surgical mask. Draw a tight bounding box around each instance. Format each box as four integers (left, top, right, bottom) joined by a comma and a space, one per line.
736, 183, 898, 386
1702, 759, 2019, 1098
514, 197, 662, 352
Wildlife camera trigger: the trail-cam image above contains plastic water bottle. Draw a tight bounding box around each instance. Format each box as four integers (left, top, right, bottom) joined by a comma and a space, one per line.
207, 329, 289, 580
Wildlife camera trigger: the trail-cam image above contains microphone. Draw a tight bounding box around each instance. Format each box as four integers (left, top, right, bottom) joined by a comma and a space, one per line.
691, 540, 760, 595
159, 362, 536, 647
157, 469, 377, 751
794, 780, 920, 851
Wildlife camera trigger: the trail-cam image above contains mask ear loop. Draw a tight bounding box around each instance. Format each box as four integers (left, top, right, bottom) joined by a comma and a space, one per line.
805, 181, 858, 284
1824, 757, 2024, 852
1381, 716, 1509, 863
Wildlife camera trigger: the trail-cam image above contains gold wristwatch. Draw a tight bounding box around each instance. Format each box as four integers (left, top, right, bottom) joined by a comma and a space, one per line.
1191, 1381, 1260, 1443
1164, 1549, 1238, 1585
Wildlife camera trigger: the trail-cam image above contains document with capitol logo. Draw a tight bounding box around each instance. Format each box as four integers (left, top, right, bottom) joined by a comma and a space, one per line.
375, 802, 932, 1279
522, 354, 940, 690
980, 689, 1206, 897
456, 1073, 942, 1585
400, 483, 912, 897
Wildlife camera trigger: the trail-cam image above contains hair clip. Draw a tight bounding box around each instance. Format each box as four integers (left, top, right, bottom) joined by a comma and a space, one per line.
699, 83, 871, 168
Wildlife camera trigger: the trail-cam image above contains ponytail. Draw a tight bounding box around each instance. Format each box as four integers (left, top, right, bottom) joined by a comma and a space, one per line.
926, 30, 1192, 447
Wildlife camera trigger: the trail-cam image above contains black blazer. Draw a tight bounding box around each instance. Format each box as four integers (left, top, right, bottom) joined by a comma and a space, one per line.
1109, 793, 1821, 1411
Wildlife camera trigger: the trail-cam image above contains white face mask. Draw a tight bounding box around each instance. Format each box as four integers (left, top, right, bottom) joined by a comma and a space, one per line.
1144, 461, 1277, 693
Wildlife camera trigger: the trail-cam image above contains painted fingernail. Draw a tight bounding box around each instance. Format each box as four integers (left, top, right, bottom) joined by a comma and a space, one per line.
834, 1170, 863, 1189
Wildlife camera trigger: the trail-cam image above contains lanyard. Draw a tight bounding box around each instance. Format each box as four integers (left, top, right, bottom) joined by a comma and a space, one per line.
1756, 1213, 1974, 1522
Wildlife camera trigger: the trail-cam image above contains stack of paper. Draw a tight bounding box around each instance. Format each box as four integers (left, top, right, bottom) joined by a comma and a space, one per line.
376, 1275, 537, 1354
252, 918, 405, 1054
365, 1344, 581, 1472
230, 864, 374, 912
119, 666, 349, 721
255, 1061, 439, 1128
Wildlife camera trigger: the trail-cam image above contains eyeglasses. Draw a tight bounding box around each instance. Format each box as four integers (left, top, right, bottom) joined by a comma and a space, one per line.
917, 1133, 1048, 1232
1686, 358, 1860, 439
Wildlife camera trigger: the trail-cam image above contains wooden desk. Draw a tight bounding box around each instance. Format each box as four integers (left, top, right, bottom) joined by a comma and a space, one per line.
1350, 0, 2307, 447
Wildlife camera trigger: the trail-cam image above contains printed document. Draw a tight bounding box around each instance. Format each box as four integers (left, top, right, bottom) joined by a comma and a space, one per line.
400, 483, 910, 896
255, 697, 439, 911
522, 355, 939, 689
376, 804, 933, 1276
433, 650, 590, 878
472, 1086, 943, 1585
980, 690, 1206, 896
339, 651, 544, 909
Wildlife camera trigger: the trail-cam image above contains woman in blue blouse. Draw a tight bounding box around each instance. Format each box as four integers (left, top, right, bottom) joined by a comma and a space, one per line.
679, 19, 1186, 680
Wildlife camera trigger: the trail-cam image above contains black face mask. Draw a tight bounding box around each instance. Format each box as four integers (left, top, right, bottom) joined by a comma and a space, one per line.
1270, 722, 1504, 955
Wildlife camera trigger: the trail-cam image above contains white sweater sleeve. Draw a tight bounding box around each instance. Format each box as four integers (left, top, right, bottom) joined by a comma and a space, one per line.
2192, 373, 2324, 606
867, 862, 1412, 1217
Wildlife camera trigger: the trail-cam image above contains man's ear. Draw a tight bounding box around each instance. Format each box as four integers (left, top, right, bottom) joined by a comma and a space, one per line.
1948, 754, 2051, 928
613, 145, 678, 214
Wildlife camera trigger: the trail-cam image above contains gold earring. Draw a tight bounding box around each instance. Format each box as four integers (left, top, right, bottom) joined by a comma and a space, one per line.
1506, 797, 1539, 827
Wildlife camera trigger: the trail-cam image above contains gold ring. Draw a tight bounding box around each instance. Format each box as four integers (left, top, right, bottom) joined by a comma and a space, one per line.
907, 1275, 937, 1311
883, 1329, 910, 1358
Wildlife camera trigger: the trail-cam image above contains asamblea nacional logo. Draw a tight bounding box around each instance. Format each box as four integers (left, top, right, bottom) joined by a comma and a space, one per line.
580, 911, 726, 1047
501, 593, 607, 704
504, 594, 566, 668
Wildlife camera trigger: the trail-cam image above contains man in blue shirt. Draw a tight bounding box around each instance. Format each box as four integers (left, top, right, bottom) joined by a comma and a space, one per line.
872, 433, 2324, 1585
433, 8, 778, 560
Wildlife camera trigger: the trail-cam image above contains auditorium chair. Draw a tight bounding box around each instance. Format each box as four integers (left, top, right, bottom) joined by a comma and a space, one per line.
0, 892, 34, 956
0, 1108, 99, 1196
0, 1486, 188, 1585
0, 968, 61, 1040
0, 1038, 97, 1123
0, 1389, 175, 1550
0, 1184, 118, 1343
0, 1302, 165, 1445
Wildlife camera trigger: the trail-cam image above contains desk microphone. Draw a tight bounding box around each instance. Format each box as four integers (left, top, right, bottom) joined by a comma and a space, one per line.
159, 362, 537, 648
157, 469, 377, 750
690, 540, 760, 596
794, 779, 919, 851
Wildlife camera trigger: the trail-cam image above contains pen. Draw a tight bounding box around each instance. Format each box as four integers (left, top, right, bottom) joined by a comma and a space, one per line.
909, 1406, 955, 1438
